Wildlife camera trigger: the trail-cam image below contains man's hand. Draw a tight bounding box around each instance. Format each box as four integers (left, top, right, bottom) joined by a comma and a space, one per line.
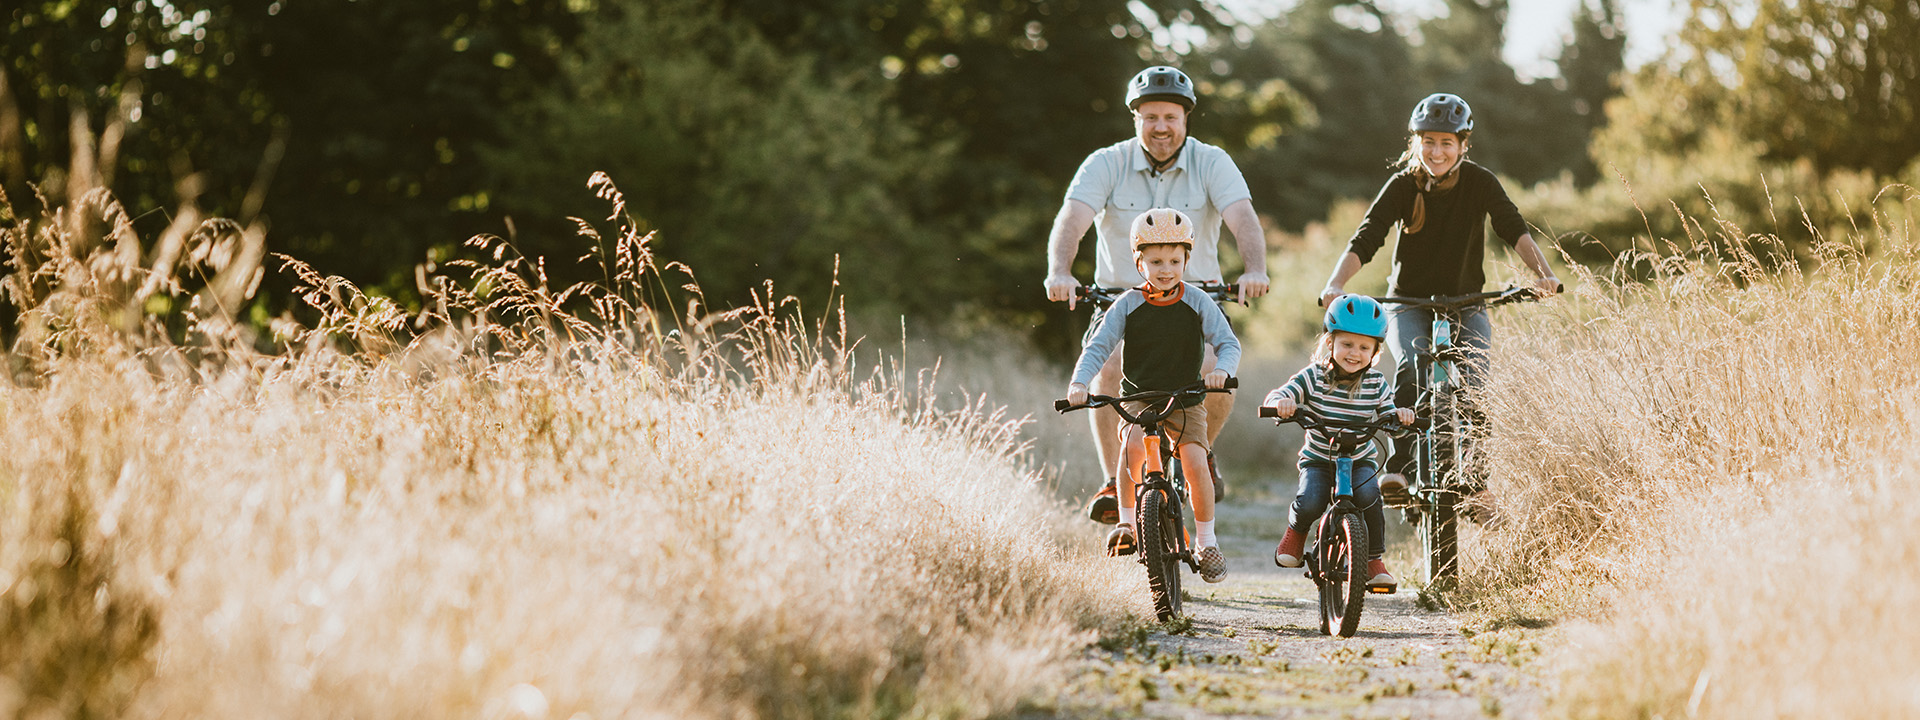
1046, 274, 1081, 310
1204, 369, 1229, 389
1067, 382, 1089, 407
1395, 407, 1415, 426
1236, 271, 1270, 304
1319, 286, 1344, 309
1267, 396, 1296, 418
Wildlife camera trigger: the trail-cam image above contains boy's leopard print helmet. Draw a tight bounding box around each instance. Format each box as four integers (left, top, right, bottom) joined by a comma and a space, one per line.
1129, 208, 1195, 253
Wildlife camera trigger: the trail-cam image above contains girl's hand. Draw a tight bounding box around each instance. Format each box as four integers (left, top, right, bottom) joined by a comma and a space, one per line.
1067, 383, 1088, 406
1268, 397, 1296, 418
1395, 407, 1415, 426
1204, 369, 1229, 389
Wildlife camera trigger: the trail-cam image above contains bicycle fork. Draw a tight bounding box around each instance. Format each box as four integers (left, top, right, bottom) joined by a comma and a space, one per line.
1133, 433, 1192, 568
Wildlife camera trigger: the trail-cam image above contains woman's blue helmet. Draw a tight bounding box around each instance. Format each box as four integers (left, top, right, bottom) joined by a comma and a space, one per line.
1324, 294, 1388, 340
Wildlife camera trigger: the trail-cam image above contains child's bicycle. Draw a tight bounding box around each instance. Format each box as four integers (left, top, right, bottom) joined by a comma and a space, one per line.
1257, 407, 1423, 637
1372, 284, 1553, 587
1075, 281, 1240, 506
1056, 378, 1237, 621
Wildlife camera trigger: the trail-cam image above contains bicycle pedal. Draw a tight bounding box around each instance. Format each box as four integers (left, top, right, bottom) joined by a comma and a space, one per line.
1367, 585, 1396, 595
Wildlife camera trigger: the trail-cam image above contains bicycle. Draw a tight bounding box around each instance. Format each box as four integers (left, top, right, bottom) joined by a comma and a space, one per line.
1075, 281, 1240, 510
1371, 284, 1553, 587
1257, 407, 1422, 637
1056, 379, 1237, 621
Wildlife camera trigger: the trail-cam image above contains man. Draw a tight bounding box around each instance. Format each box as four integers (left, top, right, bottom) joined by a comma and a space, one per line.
1045, 66, 1272, 523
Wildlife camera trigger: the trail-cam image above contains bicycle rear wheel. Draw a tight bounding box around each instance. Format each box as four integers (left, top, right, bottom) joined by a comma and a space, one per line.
1318, 513, 1367, 637
1138, 485, 1183, 621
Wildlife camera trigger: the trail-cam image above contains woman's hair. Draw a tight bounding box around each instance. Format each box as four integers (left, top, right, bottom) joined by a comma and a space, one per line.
1395, 130, 1472, 173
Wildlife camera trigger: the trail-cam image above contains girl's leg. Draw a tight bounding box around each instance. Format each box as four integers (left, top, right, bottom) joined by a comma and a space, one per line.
1289, 463, 1334, 534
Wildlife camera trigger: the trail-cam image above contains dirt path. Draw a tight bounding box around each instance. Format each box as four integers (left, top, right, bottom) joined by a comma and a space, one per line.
1028, 495, 1554, 719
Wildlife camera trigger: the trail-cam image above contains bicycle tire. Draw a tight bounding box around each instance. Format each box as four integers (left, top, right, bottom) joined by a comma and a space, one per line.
1319, 513, 1367, 637
1138, 485, 1182, 621
1420, 391, 1464, 586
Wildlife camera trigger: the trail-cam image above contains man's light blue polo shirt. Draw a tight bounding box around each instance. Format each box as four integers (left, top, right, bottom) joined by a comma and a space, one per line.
1063, 137, 1252, 288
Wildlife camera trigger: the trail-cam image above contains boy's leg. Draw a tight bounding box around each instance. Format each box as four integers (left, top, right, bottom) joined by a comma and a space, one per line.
1178, 439, 1228, 582
1106, 424, 1146, 556
1084, 346, 1125, 522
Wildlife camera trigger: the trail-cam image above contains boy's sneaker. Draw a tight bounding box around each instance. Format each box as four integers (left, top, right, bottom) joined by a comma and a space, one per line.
1380, 473, 1412, 507
1086, 480, 1119, 524
1273, 527, 1306, 568
1196, 546, 1228, 583
1366, 558, 1398, 593
1106, 523, 1137, 557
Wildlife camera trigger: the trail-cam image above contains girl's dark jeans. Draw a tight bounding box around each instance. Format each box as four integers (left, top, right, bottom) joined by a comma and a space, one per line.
1290, 460, 1386, 560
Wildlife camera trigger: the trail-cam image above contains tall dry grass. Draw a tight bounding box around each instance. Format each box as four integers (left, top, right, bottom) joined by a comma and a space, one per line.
1463, 183, 1920, 717
0, 173, 1138, 719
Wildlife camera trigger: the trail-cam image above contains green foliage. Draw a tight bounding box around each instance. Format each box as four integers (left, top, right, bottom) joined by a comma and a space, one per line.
1685, 0, 1920, 176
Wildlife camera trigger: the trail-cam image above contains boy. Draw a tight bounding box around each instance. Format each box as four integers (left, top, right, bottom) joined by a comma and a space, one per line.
1066, 208, 1241, 583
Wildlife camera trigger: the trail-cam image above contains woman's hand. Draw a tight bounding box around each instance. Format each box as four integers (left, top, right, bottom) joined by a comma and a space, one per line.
1268, 397, 1296, 418
1067, 383, 1088, 406
1532, 274, 1562, 296
1204, 369, 1229, 389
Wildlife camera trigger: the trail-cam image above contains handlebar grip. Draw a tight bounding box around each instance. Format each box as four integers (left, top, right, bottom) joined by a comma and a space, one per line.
1258, 406, 1278, 418
1223, 377, 1238, 390
1054, 399, 1073, 413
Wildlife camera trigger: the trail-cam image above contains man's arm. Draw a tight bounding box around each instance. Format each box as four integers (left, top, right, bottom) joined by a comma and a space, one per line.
1046, 199, 1097, 310
1221, 198, 1269, 303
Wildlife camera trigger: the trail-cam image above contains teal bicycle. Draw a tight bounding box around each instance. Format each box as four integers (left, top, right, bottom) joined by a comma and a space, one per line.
1372, 285, 1551, 586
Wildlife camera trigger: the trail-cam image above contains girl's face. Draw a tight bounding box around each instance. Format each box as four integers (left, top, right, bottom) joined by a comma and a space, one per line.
1417, 131, 1464, 176
1329, 331, 1379, 374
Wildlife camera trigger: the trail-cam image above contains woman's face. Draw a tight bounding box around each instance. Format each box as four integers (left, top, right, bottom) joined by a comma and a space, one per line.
1417, 131, 1464, 176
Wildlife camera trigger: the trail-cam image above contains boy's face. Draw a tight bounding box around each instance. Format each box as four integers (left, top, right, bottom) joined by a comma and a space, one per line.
1330, 331, 1378, 374
1135, 244, 1188, 291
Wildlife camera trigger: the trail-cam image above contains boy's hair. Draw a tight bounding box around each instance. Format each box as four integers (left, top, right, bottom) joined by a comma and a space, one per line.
1130, 208, 1195, 255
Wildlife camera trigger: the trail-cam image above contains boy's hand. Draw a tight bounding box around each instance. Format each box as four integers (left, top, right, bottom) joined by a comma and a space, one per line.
1067, 382, 1088, 406
1395, 407, 1415, 426
1268, 397, 1296, 418
1204, 369, 1229, 389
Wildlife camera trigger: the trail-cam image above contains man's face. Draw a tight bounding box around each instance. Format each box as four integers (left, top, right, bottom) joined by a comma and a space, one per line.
1135, 244, 1188, 291
1133, 100, 1188, 162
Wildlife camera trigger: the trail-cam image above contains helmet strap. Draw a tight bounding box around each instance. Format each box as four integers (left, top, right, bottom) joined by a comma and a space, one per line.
1142, 139, 1185, 175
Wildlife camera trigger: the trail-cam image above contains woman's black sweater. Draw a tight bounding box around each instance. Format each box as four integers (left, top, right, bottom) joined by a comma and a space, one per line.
1345, 160, 1529, 298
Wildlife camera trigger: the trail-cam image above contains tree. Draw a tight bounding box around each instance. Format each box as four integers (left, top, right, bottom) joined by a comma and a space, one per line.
1686, 0, 1920, 175
1556, 0, 1628, 184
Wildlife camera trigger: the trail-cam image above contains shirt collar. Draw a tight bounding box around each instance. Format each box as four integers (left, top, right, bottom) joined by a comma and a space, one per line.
1131, 137, 1192, 177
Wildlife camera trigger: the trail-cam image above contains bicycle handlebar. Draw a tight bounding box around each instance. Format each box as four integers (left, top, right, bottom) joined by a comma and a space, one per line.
1055, 377, 1237, 417
1256, 406, 1426, 436
1373, 284, 1557, 312
1076, 282, 1242, 309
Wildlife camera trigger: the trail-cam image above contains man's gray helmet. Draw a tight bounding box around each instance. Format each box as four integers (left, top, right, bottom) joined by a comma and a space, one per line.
1408, 93, 1473, 134
1126, 67, 1196, 112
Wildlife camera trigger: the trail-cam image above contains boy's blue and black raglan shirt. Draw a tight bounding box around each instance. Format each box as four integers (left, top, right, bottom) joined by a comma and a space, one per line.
1071, 282, 1241, 408
1345, 160, 1529, 298
1263, 364, 1395, 463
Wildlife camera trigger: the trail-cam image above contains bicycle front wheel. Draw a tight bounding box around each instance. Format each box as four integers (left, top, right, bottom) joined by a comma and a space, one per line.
1318, 513, 1367, 637
1138, 485, 1183, 621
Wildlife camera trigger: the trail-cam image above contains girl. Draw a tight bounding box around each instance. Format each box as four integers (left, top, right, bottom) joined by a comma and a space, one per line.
1315, 93, 1559, 494
1263, 295, 1412, 591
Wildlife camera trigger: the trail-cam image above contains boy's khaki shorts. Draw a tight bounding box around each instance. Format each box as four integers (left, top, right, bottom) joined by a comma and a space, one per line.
1120, 400, 1210, 450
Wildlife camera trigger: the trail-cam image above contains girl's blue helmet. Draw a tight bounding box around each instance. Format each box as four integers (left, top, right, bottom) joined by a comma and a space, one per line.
1324, 295, 1388, 340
